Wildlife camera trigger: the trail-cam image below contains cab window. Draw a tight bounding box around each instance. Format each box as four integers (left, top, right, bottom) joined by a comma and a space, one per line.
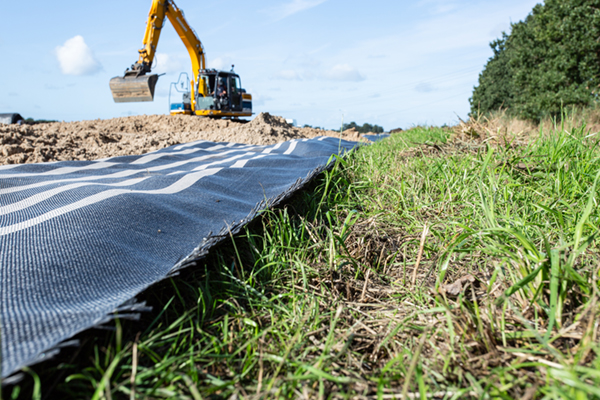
199, 75, 211, 96
230, 76, 241, 94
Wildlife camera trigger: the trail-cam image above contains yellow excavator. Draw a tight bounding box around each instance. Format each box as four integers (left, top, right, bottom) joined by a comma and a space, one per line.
110, 0, 252, 118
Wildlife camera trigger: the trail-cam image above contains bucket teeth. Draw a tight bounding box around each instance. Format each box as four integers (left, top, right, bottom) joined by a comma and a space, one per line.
109, 74, 159, 103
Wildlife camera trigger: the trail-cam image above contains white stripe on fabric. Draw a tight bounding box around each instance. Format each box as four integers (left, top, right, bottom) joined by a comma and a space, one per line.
262, 142, 283, 154
230, 153, 268, 169
130, 143, 239, 165
190, 152, 255, 172
0, 147, 259, 196
0, 168, 221, 237
172, 139, 208, 151
130, 148, 205, 165
0, 169, 144, 196
230, 160, 248, 169
0, 162, 119, 179
283, 140, 298, 155
0, 143, 252, 179
0, 177, 149, 215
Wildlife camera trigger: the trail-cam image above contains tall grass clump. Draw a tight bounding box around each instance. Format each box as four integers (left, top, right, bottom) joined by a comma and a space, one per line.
342, 122, 600, 398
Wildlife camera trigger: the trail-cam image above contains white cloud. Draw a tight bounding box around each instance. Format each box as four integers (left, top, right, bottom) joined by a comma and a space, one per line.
250, 91, 273, 106
55, 36, 102, 76
153, 53, 184, 74
267, 0, 328, 20
322, 64, 365, 82
207, 56, 234, 71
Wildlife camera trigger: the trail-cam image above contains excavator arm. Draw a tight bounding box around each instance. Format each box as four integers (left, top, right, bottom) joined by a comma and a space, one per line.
110, 0, 206, 104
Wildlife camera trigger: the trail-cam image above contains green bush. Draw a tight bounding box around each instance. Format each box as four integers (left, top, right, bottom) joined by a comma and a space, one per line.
470, 0, 600, 121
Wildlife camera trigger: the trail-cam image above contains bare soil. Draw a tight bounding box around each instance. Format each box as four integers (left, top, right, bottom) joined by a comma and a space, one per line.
0, 113, 366, 165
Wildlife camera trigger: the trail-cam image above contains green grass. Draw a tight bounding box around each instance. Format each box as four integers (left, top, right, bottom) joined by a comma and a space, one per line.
4, 123, 600, 399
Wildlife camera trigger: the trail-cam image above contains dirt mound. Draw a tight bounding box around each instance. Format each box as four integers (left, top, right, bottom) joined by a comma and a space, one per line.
0, 113, 367, 165
250, 113, 292, 129
339, 128, 364, 142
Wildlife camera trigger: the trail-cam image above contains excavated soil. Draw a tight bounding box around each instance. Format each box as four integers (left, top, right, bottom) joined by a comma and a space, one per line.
0, 113, 367, 165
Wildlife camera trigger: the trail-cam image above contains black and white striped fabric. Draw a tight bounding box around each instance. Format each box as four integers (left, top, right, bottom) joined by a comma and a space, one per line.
0, 136, 358, 379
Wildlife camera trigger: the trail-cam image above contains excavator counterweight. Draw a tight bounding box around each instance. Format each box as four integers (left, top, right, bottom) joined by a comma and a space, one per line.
109, 74, 159, 103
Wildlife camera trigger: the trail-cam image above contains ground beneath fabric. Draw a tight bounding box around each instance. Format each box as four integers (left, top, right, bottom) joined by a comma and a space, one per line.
0, 113, 367, 165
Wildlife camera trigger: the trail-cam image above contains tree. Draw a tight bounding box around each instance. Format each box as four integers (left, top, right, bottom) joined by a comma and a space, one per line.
470, 0, 600, 121
343, 121, 384, 133
470, 34, 513, 115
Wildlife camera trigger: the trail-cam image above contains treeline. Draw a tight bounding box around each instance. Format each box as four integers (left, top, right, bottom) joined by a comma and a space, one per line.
470, 0, 600, 121
342, 121, 384, 133
24, 118, 58, 125
303, 122, 385, 133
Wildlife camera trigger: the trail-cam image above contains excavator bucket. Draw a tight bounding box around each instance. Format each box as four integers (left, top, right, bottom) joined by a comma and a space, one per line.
109, 74, 159, 103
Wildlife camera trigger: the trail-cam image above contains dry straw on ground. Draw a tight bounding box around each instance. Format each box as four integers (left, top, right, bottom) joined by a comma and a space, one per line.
454, 107, 600, 146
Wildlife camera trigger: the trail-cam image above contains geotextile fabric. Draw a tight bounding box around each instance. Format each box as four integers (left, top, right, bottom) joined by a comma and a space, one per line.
0, 136, 358, 379
362, 133, 390, 142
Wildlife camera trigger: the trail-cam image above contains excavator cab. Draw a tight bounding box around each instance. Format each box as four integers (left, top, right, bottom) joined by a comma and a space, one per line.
188, 69, 246, 114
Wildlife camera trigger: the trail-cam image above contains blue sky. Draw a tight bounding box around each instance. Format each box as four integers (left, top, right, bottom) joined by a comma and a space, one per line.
0, 0, 540, 130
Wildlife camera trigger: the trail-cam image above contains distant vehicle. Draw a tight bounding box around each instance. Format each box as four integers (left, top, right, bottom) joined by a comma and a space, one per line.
109, 0, 252, 119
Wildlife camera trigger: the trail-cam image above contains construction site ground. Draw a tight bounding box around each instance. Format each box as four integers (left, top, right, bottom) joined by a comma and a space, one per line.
0, 113, 366, 165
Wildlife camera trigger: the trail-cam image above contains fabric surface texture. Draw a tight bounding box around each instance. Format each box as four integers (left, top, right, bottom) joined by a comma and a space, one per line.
0, 136, 358, 379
